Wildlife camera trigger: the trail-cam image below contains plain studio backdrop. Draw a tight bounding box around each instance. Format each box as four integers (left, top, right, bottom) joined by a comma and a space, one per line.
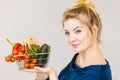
0, 0, 119, 80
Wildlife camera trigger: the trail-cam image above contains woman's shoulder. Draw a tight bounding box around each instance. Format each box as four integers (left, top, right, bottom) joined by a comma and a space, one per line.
58, 53, 78, 79
58, 53, 112, 80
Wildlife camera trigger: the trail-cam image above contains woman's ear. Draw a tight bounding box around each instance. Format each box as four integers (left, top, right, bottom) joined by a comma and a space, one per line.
92, 24, 98, 38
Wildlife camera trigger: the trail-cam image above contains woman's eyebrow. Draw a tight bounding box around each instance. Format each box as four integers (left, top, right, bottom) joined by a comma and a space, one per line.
63, 26, 82, 31
64, 29, 68, 32
73, 26, 82, 31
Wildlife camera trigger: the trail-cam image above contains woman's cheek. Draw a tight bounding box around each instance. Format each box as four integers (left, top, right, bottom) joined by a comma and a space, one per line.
66, 37, 71, 45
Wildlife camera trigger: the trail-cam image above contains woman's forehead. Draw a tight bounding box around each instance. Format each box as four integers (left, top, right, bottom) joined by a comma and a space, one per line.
63, 18, 88, 31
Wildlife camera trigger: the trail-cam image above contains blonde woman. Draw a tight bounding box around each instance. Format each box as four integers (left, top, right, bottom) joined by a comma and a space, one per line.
21, 0, 112, 80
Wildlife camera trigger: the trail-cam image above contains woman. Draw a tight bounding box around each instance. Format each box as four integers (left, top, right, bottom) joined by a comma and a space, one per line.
21, 0, 112, 80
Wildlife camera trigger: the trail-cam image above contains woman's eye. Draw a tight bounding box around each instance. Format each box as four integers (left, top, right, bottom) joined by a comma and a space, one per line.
75, 29, 81, 34
65, 32, 70, 35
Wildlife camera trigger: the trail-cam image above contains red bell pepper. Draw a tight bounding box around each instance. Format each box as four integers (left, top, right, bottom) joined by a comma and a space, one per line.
6, 38, 26, 55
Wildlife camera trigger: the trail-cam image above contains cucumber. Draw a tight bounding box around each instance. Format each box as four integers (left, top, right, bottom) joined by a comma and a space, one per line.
40, 44, 50, 53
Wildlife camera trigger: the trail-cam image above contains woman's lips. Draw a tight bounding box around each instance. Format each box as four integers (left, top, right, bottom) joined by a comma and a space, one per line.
72, 44, 80, 48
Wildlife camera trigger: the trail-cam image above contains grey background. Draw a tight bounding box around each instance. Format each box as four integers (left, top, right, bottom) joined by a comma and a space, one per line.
0, 0, 120, 80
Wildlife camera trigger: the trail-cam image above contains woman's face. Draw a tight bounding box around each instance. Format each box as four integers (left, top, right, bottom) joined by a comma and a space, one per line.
63, 18, 94, 52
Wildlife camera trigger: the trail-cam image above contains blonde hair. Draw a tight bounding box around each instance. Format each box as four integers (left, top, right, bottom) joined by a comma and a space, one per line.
62, 0, 102, 43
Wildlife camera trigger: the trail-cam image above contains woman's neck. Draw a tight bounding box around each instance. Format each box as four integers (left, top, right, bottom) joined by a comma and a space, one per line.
75, 43, 106, 68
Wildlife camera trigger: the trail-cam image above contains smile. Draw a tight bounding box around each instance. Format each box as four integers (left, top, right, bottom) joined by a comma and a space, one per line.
72, 44, 80, 48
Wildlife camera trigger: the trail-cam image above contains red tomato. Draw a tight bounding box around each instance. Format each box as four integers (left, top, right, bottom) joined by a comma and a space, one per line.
29, 63, 35, 69
24, 63, 30, 69
11, 57, 15, 62
24, 59, 30, 63
21, 55, 25, 60
25, 55, 30, 59
5, 56, 11, 62
16, 56, 22, 62
31, 59, 37, 64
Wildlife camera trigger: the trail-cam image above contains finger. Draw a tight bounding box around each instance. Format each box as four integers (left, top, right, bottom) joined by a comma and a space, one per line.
34, 67, 43, 72
34, 66, 52, 74
19, 69, 37, 73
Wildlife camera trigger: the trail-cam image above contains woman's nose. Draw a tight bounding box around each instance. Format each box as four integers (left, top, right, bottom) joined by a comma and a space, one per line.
68, 34, 77, 42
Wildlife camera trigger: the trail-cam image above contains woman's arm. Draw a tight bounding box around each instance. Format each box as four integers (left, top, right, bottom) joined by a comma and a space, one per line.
36, 72, 48, 80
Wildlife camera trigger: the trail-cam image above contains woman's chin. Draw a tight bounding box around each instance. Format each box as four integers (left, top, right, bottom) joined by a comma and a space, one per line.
73, 48, 84, 53
74, 49, 81, 53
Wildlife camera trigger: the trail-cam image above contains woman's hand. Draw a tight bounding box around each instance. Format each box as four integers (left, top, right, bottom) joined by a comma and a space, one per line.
19, 66, 58, 80
35, 66, 58, 80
